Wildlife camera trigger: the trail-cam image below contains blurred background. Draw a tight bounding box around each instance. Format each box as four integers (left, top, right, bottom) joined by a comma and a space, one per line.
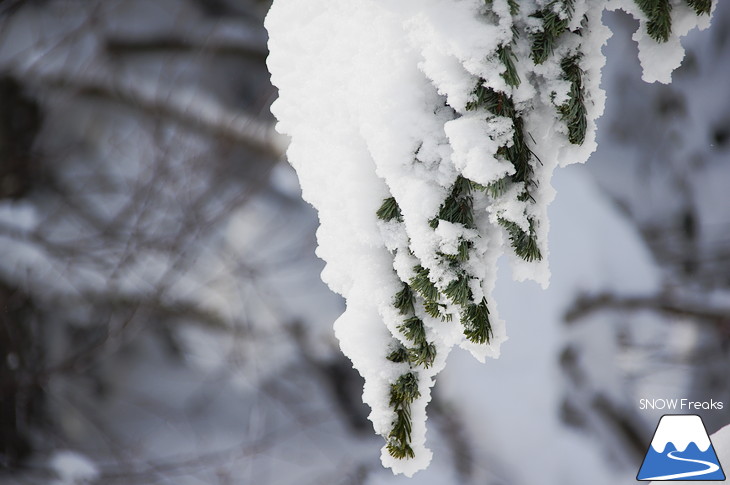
0, 1, 729, 484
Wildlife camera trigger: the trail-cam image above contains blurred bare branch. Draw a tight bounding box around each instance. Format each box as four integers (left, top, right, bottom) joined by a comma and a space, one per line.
565, 292, 730, 324
17, 66, 286, 157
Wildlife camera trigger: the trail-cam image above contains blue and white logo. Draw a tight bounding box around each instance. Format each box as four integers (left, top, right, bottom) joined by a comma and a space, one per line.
637, 414, 725, 481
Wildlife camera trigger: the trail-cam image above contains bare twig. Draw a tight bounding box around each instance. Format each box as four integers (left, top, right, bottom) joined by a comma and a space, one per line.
565, 292, 730, 324
105, 33, 268, 61
16, 67, 287, 158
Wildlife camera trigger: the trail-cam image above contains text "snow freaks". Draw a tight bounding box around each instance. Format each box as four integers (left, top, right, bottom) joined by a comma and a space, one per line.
640, 399, 724, 411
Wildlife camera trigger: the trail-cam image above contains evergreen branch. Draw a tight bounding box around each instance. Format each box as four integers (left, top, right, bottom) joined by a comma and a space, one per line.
685, 0, 712, 15
467, 83, 515, 117
457, 239, 471, 262
531, 0, 575, 64
386, 371, 420, 458
398, 316, 427, 344
436, 239, 472, 264
377, 196, 403, 222
386, 278, 438, 457
421, 296, 452, 321
499, 217, 542, 262
444, 273, 473, 306
498, 45, 521, 87
452, 174, 474, 196
466, 84, 536, 199
462, 298, 493, 344
634, 0, 673, 42
396, 316, 438, 368
390, 372, 421, 406
432, 176, 476, 229
487, 177, 508, 198
483, 0, 519, 16
558, 54, 587, 145
393, 283, 415, 315
466, 80, 542, 261
501, 115, 535, 188
437, 195, 475, 228
387, 408, 415, 459
387, 342, 410, 363
409, 342, 437, 368
423, 299, 445, 319
410, 266, 440, 302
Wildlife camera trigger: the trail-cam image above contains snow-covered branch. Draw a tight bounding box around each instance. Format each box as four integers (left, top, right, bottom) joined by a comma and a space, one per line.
267, 0, 716, 474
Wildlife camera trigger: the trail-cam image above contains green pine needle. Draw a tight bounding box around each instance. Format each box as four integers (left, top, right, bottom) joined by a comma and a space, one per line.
410, 266, 440, 302
469, 180, 488, 192
387, 439, 415, 459
457, 239, 471, 262
467, 83, 516, 117
434, 176, 476, 229
377, 196, 403, 222
498, 45, 521, 87
453, 175, 474, 196
386, 372, 420, 459
398, 316, 427, 344
531, 0, 574, 64
387, 373, 420, 459
438, 195, 474, 228
634, 0, 672, 42
423, 299, 444, 319
685, 0, 712, 15
387, 343, 410, 363
467, 84, 535, 190
488, 177, 508, 198
387, 407, 415, 459
444, 273, 473, 306
499, 217, 543, 262
462, 298, 493, 344
506, 116, 535, 184
393, 283, 415, 315
558, 55, 587, 145
390, 372, 421, 406
409, 342, 437, 368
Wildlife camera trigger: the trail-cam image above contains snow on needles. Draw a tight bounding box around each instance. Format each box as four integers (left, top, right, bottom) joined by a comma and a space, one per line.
265, 0, 713, 475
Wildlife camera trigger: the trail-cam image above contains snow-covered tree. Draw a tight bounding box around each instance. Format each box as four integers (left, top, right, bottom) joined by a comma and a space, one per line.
266, 0, 716, 475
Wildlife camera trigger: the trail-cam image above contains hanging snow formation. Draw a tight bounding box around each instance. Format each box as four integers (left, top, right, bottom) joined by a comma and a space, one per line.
266, 0, 714, 476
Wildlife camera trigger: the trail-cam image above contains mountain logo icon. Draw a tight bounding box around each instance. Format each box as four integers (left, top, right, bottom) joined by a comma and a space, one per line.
637, 414, 725, 481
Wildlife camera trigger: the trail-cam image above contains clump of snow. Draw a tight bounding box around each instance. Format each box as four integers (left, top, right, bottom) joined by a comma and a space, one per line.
266, 0, 714, 475
606, 0, 715, 83
50, 451, 99, 484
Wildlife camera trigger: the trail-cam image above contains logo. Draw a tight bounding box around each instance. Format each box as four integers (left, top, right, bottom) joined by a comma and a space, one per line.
637, 414, 725, 481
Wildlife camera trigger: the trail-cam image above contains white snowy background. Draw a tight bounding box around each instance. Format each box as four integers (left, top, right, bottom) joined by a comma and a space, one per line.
0, 1, 728, 484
